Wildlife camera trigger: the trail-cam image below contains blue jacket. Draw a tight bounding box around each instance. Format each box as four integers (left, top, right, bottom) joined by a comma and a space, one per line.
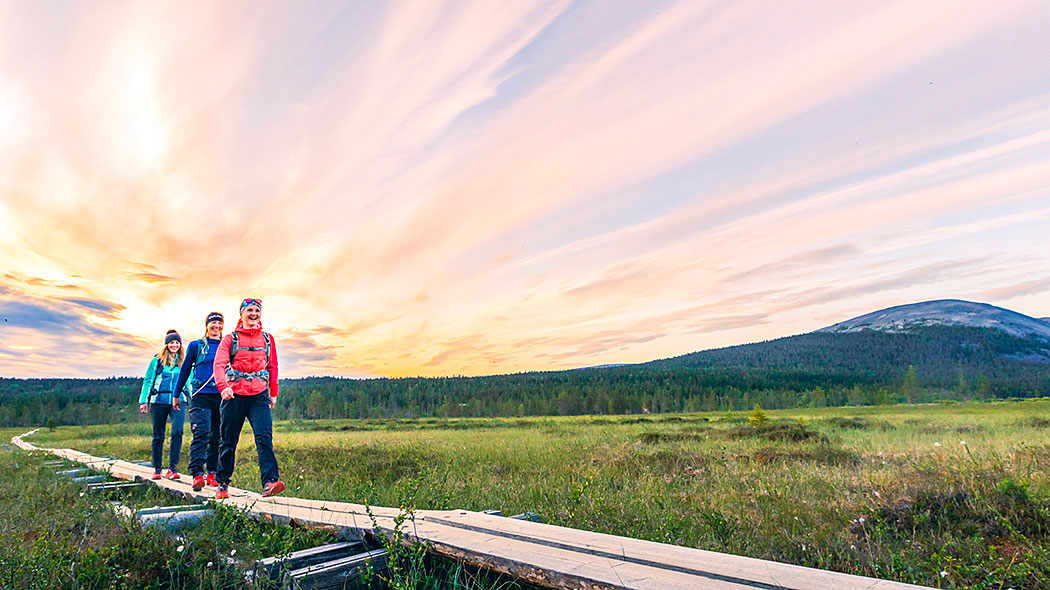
175, 337, 221, 396
138, 356, 189, 405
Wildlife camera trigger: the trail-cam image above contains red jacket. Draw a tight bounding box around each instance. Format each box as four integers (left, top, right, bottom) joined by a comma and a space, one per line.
213, 320, 279, 397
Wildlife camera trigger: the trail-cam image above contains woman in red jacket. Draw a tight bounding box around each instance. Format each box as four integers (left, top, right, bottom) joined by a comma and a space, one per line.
212, 298, 285, 498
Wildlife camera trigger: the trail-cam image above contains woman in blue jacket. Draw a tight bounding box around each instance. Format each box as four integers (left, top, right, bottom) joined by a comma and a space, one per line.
138, 329, 189, 480
174, 312, 225, 491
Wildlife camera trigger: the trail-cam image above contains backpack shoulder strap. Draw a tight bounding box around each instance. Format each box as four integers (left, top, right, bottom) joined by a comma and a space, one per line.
194, 337, 208, 367
263, 333, 271, 365
229, 332, 240, 365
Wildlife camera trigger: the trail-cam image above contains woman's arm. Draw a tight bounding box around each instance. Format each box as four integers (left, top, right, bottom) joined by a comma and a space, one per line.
173, 340, 197, 397
139, 357, 158, 404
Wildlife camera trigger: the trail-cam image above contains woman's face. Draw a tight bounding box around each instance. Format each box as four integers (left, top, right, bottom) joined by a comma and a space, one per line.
166, 339, 181, 354
206, 320, 223, 338
241, 304, 261, 328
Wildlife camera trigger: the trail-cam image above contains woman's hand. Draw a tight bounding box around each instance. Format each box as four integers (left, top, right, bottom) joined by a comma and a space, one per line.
139, 403, 148, 414
172, 398, 181, 411
269, 395, 277, 410
221, 387, 235, 400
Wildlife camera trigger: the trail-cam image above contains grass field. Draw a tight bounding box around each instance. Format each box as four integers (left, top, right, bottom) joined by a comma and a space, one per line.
5, 399, 1050, 589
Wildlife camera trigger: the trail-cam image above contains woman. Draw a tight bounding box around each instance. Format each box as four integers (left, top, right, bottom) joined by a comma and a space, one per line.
174, 312, 224, 491
213, 298, 285, 498
138, 329, 189, 480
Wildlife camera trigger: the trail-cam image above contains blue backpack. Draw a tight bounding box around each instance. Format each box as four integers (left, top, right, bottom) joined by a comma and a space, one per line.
188, 337, 210, 392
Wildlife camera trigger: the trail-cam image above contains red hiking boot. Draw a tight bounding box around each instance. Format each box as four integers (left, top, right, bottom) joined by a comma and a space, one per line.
261, 480, 285, 498
151, 470, 162, 480
191, 475, 205, 491
215, 485, 229, 499
165, 469, 179, 480
205, 473, 218, 487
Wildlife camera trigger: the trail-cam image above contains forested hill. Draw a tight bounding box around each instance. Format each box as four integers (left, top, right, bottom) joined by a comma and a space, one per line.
2, 301, 1048, 427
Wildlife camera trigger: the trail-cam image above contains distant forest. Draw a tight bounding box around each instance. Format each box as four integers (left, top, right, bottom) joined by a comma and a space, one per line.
1, 325, 1048, 428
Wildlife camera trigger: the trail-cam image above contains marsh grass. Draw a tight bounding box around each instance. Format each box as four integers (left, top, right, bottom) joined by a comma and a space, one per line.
13, 399, 1050, 588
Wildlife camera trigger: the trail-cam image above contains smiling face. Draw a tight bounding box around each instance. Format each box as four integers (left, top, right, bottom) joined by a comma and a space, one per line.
241, 304, 261, 329
166, 339, 181, 354
206, 319, 223, 338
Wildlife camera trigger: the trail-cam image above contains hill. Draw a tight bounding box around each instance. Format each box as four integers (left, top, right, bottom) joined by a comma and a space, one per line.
647, 300, 1050, 395
818, 299, 1050, 339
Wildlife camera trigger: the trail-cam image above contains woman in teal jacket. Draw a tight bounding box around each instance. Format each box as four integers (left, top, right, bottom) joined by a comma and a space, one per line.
138, 330, 189, 480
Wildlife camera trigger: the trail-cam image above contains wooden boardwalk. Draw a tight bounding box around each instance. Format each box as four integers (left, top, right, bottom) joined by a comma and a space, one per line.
12, 430, 932, 590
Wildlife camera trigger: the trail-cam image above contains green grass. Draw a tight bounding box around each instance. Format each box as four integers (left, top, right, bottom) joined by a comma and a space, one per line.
9, 399, 1050, 589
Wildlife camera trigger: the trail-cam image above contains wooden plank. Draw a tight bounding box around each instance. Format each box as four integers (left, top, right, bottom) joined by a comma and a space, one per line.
136, 505, 211, 516
72, 474, 108, 484
286, 547, 389, 590
421, 511, 930, 590
252, 541, 368, 582
85, 482, 146, 493
137, 508, 215, 531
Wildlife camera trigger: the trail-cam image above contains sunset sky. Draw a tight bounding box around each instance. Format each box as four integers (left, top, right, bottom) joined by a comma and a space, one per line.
1, 0, 1049, 379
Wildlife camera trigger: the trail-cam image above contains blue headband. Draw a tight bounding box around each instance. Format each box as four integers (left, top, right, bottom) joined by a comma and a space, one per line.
240, 298, 262, 312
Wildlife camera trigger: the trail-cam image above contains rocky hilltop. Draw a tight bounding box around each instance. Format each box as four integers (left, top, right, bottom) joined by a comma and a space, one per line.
818, 299, 1050, 341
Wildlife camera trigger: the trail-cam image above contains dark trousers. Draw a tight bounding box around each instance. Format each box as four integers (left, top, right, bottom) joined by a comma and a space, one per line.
149, 402, 185, 471
217, 392, 279, 487
188, 393, 221, 476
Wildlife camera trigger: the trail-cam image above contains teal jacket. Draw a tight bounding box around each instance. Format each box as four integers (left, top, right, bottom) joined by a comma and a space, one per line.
138, 356, 189, 405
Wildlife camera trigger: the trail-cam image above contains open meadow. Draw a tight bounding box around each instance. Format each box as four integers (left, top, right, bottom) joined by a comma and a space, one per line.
6, 399, 1050, 589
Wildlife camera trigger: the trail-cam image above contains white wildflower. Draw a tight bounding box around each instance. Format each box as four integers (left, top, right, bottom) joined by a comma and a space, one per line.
79, 492, 85, 497
882, 461, 887, 465
940, 570, 948, 578
230, 549, 236, 556
934, 442, 941, 447
177, 545, 184, 553
959, 441, 966, 446
877, 451, 883, 456
207, 561, 213, 568
850, 544, 857, 550
873, 491, 880, 497
858, 517, 865, 524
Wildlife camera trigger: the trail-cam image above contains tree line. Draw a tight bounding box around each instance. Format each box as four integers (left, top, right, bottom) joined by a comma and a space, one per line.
1, 325, 1047, 428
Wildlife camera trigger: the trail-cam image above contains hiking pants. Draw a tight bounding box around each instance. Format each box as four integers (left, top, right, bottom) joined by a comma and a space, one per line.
149, 402, 185, 471
217, 392, 279, 487
188, 393, 221, 477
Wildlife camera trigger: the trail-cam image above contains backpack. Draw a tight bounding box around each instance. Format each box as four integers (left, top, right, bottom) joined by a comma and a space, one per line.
149, 357, 180, 401
229, 331, 271, 366
224, 331, 272, 385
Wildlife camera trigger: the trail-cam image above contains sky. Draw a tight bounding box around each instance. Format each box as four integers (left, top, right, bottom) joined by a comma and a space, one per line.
1, 0, 1049, 379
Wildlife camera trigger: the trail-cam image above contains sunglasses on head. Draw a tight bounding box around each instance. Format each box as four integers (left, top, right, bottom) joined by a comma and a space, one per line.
241, 298, 262, 311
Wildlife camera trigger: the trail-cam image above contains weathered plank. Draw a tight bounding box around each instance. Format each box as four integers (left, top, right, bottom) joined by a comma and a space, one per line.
285, 547, 389, 590
138, 509, 214, 531
252, 541, 368, 582
73, 474, 108, 484
85, 482, 146, 493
